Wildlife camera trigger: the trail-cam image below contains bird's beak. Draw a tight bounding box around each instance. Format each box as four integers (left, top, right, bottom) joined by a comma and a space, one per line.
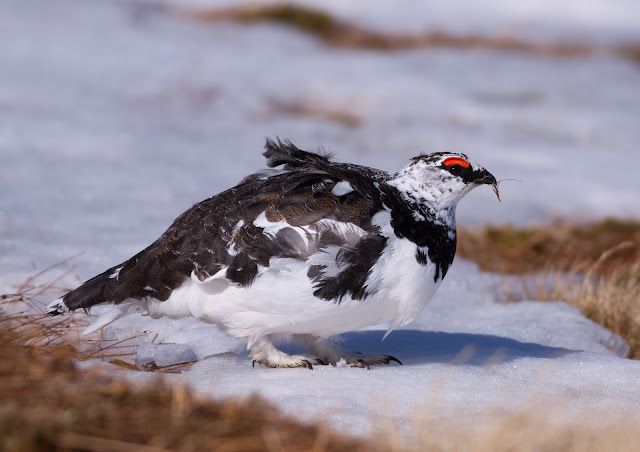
473, 170, 500, 202
474, 170, 496, 186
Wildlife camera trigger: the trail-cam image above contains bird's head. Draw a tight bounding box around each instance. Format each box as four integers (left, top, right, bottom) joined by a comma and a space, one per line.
388, 152, 498, 215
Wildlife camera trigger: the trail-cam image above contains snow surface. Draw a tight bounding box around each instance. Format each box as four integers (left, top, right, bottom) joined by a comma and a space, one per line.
2, 0, 640, 436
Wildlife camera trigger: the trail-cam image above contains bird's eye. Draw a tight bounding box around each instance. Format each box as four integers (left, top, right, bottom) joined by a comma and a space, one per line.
447, 165, 463, 176
442, 156, 470, 177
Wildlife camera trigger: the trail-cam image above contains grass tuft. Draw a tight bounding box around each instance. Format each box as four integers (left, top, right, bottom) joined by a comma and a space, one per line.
407, 406, 640, 452
499, 262, 640, 358
174, 2, 640, 65
0, 335, 374, 451
174, 3, 594, 55
233, 3, 334, 36
615, 43, 640, 65
267, 98, 362, 127
458, 218, 640, 276
458, 218, 640, 358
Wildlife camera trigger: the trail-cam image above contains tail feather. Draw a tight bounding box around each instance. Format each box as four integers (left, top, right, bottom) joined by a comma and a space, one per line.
46, 264, 123, 316
46, 264, 141, 335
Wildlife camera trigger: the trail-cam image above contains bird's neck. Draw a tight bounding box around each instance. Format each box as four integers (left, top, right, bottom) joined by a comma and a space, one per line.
385, 171, 459, 231
380, 178, 456, 237
377, 177, 458, 280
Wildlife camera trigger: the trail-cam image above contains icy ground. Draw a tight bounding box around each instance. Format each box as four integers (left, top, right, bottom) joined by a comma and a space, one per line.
2, 0, 640, 436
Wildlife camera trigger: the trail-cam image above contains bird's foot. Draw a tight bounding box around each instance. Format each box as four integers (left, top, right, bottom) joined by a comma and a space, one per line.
248, 337, 402, 370
251, 356, 328, 369
345, 354, 402, 370
250, 338, 330, 369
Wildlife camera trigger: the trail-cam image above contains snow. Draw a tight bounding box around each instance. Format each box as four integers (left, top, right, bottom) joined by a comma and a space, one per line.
2, 0, 640, 437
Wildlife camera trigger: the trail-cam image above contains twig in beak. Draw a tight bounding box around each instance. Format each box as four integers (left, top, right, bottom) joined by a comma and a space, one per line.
493, 178, 522, 203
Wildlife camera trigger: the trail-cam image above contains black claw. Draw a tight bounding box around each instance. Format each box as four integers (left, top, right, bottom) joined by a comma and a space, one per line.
302, 359, 313, 370
314, 358, 328, 366
388, 356, 403, 365
252, 360, 257, 368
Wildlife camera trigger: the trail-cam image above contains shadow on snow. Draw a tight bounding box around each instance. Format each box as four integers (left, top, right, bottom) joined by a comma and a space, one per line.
339, 329, 575, 366
200, 329, 575, 367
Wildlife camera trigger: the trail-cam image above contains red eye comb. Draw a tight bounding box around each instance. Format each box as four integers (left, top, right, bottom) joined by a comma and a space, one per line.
442, 157, 470, 168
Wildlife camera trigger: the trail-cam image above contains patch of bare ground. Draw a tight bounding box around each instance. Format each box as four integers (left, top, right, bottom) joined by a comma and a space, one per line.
616, 44, 640, 65
267, 98, 362, 128
172, 3, 640, 65
458, 218, 640, 358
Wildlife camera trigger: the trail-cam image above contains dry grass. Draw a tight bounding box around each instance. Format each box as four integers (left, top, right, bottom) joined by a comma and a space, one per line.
0, 258, 151, 367
458, 218, 640, 358
267, 98, 362, 128
0, 332, 378, 452
616, 44, 640, 65
500, 261, 640, 359
405, 407, 640, 452
173, 2, 640, 65
458, 218, 640, 276
0, 256, 88, 359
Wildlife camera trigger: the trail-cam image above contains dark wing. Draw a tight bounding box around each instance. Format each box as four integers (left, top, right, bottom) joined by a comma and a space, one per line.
60, 139, 391, 312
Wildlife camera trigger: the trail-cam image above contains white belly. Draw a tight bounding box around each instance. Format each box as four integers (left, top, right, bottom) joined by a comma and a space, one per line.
145, 233, 442, 341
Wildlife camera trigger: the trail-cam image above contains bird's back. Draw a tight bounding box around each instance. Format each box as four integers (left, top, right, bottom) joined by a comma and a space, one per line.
51, 139, 392, 316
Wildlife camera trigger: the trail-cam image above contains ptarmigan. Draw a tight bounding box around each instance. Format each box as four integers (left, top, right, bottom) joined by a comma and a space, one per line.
47, 138, 498, 369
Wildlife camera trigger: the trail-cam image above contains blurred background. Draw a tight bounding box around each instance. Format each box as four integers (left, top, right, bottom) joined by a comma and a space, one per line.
1, 0, 640, 283
2, 4, 640, 444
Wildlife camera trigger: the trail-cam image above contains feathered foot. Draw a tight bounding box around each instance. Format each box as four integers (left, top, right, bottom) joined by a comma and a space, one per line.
249, 338, 328, 369
251, 357, 328, 369
295, 335, 403, 369
249, 336, 402, 370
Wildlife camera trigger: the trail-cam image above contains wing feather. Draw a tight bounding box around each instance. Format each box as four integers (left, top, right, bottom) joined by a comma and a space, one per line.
61, 139, 392, 311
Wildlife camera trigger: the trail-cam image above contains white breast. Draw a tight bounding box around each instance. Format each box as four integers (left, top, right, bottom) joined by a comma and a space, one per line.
367, 210, 442, 335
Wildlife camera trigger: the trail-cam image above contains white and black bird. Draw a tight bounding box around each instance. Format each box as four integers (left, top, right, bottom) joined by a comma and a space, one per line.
47, 139, 498, 369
